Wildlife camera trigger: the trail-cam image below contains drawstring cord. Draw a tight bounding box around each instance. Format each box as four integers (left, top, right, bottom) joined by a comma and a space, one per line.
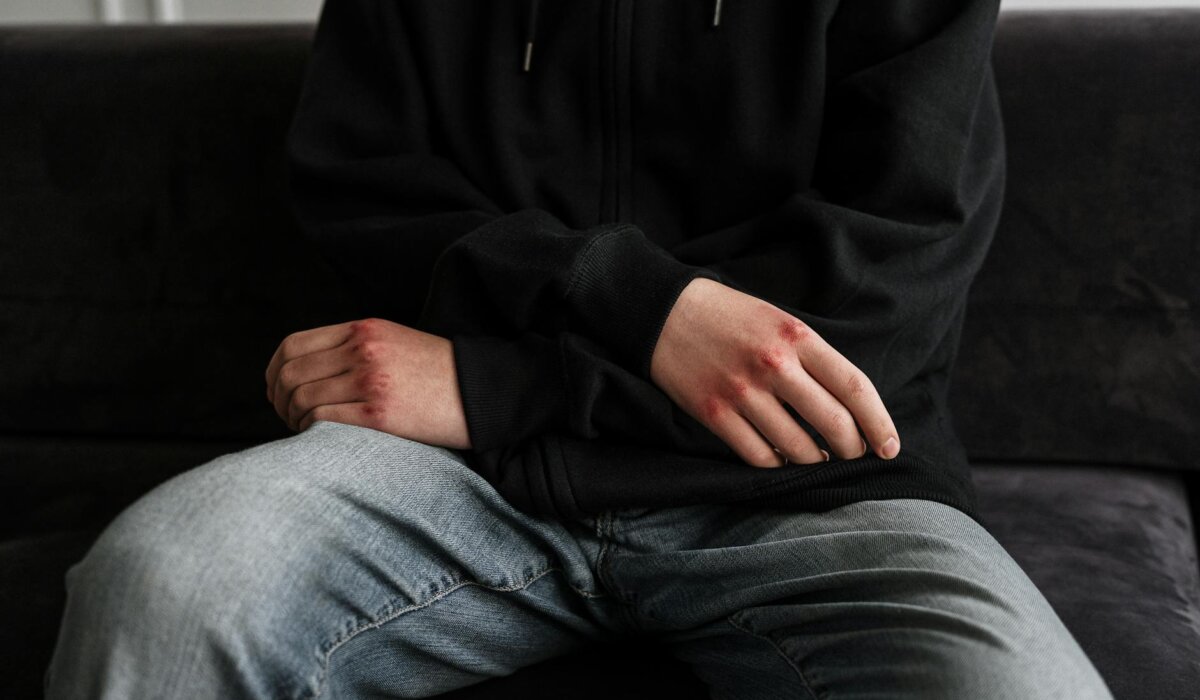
521, 0, 725, 74
522, 0, 540, 72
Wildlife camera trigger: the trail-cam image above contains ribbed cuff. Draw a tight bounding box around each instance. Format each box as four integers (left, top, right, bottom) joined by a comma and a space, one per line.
452, 334, 568, 452
565, 227, 721, 379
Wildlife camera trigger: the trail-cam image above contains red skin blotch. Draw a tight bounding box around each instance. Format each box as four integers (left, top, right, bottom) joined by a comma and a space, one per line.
727, 380, 750, 401
778, 319, 809, 344
700, 395, 724, 423
349, 318, 380, 339
757, 347, 784, 371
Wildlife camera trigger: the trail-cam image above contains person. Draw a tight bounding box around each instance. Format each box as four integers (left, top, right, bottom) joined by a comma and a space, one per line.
45, 0, 1115, 698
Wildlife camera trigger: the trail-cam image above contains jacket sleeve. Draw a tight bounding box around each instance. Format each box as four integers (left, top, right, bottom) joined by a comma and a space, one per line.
286, 0, 1005, 455
284, 0, 717, 379
442, 0, 1007, 456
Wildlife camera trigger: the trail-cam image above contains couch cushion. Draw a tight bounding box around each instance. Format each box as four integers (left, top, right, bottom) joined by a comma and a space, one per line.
0, 530, 96, 700
0, 435, 257, 539
972, 463, 1200, 700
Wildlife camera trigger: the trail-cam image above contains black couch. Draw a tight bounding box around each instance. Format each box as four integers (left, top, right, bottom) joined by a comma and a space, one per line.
2, 9, 1198, 699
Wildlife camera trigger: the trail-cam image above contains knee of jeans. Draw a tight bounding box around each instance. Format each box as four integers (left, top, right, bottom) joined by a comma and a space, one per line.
63, 423, 489, 625
64, 456, 339, 646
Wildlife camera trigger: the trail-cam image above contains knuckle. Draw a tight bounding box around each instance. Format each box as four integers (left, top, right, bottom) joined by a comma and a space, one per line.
822, 406, 851, 436
359, 402, 388, 428
277, 361, 299, 387
356, 370, 392, 397
754, 346, 787, 375
699, 396, 725, 424
845, 371, 872, 400
777, 317, 813, 346
287, 384, 309, 415
780, 435, 811, 460
350, 318, 379, 337
352, 339, 384, 363
724, 378, 751, 403
279, 334, 300, 357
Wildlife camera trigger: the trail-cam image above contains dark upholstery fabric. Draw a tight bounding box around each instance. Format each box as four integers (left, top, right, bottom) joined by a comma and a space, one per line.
973, 464, 1200, 700
1, 14, 1198, 462
0, 25, 357, 442
0, 531, 96, 700
2, 9, 1199, 700
0, 436, 255, 539
952, 10, 1200, 472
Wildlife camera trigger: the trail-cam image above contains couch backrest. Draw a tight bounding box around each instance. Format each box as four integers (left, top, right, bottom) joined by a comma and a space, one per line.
1, 13, 1197, 470
952, 10, 1200, 471
0, 24, 350, 441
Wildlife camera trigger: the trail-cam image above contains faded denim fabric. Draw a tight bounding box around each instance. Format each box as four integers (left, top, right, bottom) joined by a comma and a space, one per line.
46, 420, 1112, 699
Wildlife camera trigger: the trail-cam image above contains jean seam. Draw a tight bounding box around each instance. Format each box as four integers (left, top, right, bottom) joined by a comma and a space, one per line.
303, 565, 599, 700
726, 614, 826, 700
594, 511, 648, 634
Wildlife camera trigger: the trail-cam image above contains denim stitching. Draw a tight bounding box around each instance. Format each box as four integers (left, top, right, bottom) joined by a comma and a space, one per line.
304, 566, 598, 699
596, 512, 646, 633
594, 511, 613, 590
726, 614, 826, 700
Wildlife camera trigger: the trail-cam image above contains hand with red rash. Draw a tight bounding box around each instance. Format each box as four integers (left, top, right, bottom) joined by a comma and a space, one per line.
264, 318, 471, 449
650, 278, 901, 468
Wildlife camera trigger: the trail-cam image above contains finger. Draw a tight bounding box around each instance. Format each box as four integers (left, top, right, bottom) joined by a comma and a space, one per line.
296, 402, 370, 433
736, 393, 829, 465
797, 340, 900, 459
272, 345, 354, 425
704, 404, 786, 468
287, 371, 359, 431
265, 321, 356, 403
773, 367, 867, 460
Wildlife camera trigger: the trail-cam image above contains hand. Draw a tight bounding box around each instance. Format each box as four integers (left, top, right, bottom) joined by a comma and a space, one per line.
650, 278, 900, 468
264, 318, 471, 449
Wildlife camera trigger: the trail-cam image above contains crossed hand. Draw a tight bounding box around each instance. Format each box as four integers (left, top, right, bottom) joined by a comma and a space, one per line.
265, 278, 900, 466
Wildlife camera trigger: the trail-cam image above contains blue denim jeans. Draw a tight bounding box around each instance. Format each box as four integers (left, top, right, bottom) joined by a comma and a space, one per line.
46, 420, 1113, 699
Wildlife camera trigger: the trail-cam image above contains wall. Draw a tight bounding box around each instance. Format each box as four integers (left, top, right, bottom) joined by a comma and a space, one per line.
1004, 0, 1200, 6
0, 0, 321, 23
2, 0, 1199, 24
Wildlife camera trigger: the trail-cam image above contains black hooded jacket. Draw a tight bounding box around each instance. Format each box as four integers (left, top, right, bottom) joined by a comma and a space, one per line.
284, 0, 1006, 526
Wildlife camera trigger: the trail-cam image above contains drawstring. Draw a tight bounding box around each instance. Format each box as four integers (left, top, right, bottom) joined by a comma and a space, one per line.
522, 0, 540, 73
521, 0, 726, 74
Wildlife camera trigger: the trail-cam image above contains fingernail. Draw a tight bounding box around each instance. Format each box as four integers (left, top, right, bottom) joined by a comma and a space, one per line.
881, 437, 899, 459
820, 449, 830, 462
860, 437, 869, 457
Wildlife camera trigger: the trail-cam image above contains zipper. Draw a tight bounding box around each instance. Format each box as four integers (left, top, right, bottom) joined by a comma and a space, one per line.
599, 0, 633, 224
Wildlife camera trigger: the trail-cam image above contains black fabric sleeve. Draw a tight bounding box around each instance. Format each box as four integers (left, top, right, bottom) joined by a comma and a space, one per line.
453, 330, 731, 456
284, 0, 717, 380
286, 0, 1005, 460
448, 0, 1006, 458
